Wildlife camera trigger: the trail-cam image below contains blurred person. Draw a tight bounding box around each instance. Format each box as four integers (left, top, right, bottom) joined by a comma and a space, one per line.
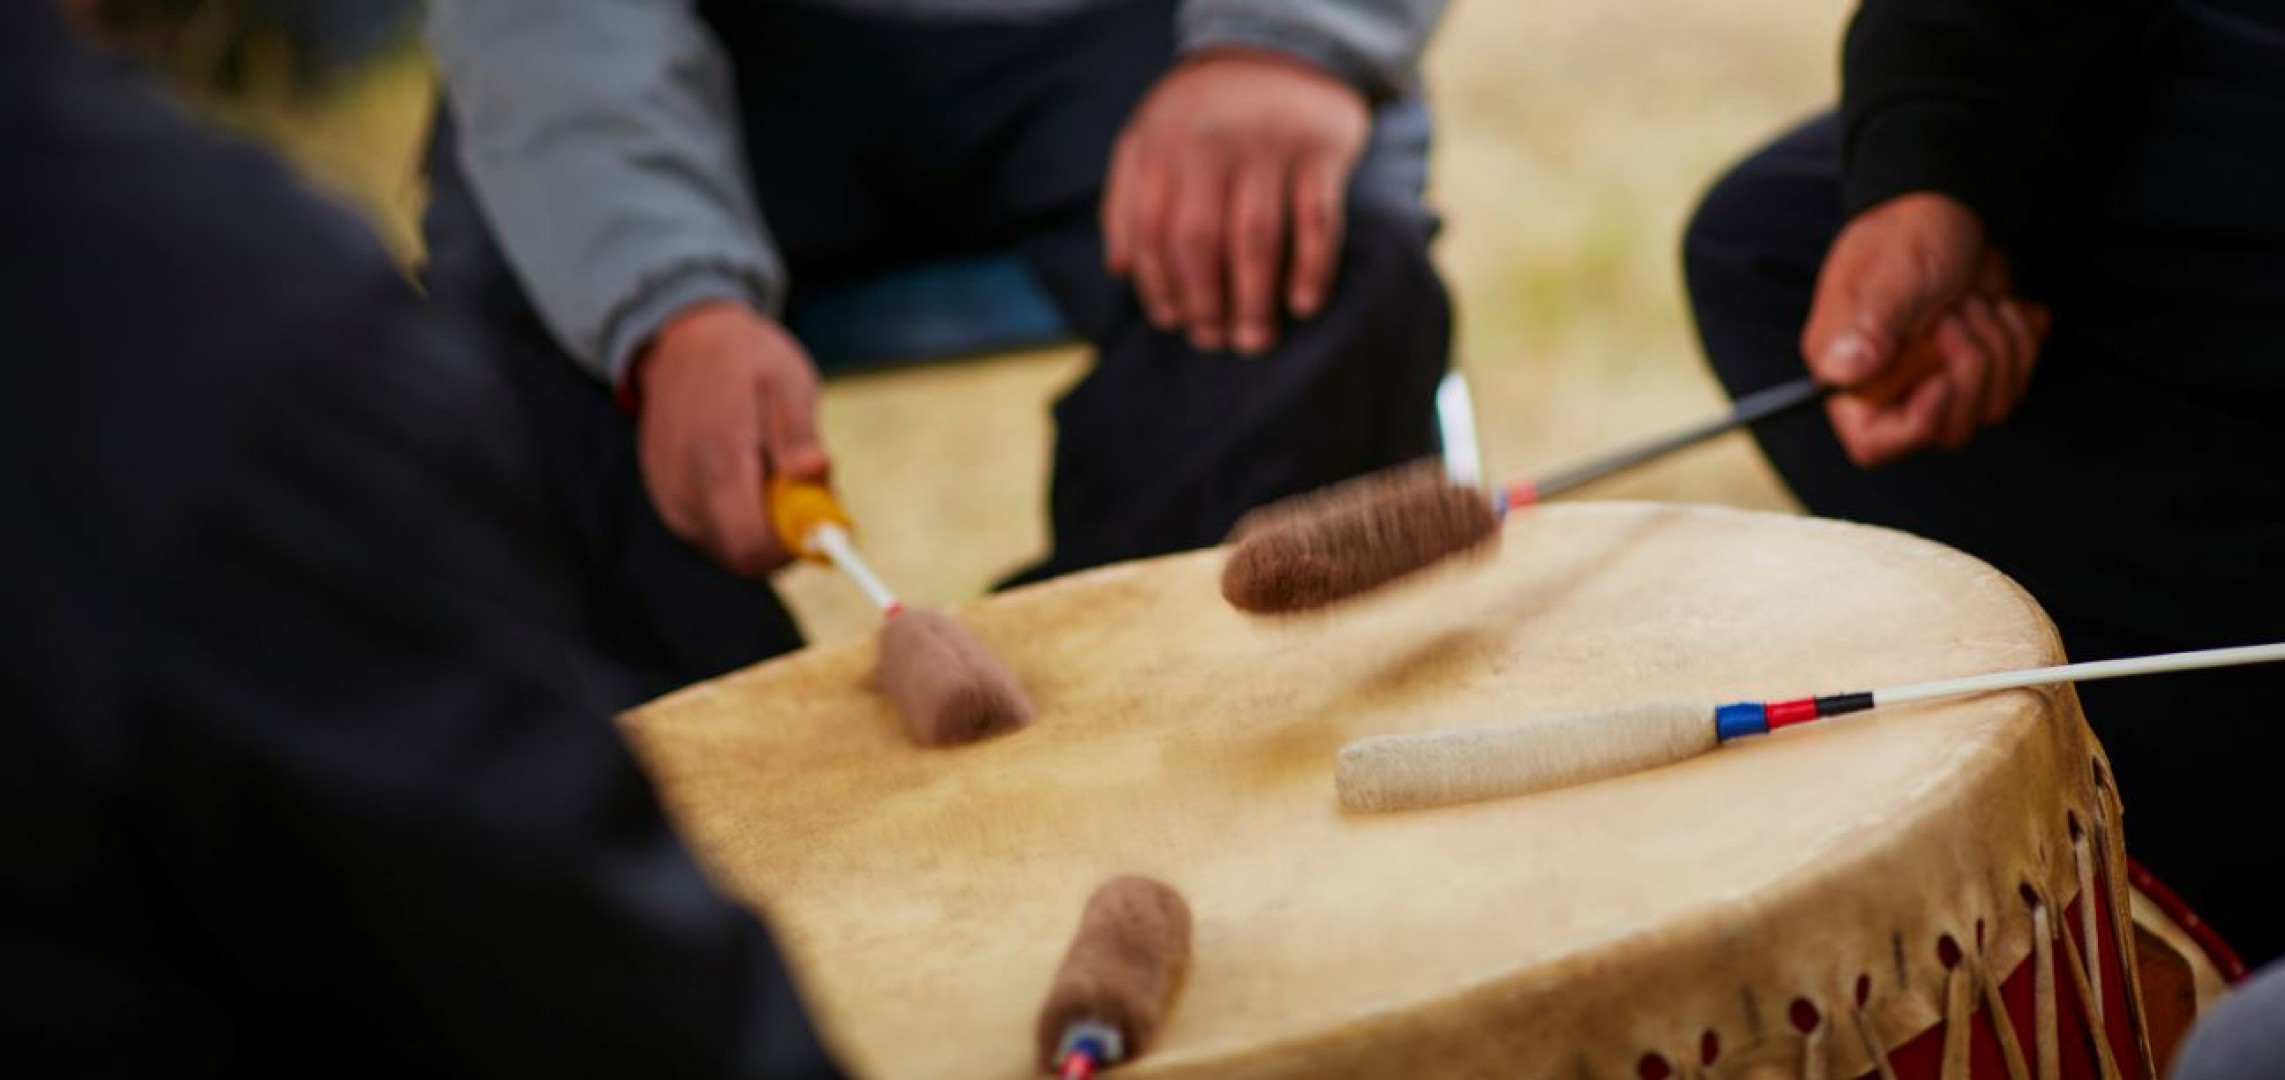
0, 3, 838, 1073
1683, 0, 2285, 962
2172, 958, 2285, 1079
422, 0, 1453, 693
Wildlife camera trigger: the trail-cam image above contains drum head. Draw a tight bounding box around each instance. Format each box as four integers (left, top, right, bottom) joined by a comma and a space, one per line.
625, 504, 2117, 1078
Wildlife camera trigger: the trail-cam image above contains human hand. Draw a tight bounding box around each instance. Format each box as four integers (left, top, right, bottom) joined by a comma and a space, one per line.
632, 300, 830, 577
1103, 48, 1371, 356
1802, 193, 2051, 466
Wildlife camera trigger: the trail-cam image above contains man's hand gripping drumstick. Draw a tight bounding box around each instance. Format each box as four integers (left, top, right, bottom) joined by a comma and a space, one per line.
1805, 193, 2051, 466
1217, 194, 2049, 616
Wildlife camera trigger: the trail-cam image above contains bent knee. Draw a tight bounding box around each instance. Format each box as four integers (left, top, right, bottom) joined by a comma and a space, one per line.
1680, 115, 1844, 306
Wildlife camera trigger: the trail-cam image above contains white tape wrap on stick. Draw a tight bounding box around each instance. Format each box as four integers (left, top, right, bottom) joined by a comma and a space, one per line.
1335, 701, 1715, 812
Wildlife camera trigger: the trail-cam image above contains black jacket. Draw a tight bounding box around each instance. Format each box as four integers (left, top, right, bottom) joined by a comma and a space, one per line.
0, 4, 838, 1076
1839, 0, 2162, 236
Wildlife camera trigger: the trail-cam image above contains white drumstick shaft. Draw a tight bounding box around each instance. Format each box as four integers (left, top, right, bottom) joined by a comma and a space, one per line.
1874, 642, 2285, 707
1435, 371, 1484, 490
812, 524, 901, 614
1336, 642, 2285, 814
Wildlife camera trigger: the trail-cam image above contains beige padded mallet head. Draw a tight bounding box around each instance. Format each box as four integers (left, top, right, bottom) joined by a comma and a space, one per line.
1336, 702, 1714, 812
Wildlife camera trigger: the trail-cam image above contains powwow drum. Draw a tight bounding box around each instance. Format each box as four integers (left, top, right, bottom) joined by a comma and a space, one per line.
624, 504, 2154, 1078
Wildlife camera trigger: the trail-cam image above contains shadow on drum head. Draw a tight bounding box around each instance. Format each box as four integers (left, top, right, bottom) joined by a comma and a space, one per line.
1173, 511, 1682, 797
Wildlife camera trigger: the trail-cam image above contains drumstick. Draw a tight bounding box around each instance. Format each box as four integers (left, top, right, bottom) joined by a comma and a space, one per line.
1511, 377, 1827, 503
1036, 876, 1193, 1079
1221, 377, 1826, 614
771, 477, 1035, 746
1336, 642, 2285, 812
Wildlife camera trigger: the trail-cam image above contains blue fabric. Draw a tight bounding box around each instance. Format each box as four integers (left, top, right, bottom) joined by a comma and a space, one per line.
789, 252, 1071, 372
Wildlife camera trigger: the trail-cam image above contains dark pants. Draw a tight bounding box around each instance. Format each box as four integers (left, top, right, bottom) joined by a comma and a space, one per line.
1682, 3, 2285, 964
423, 0, 1451, 697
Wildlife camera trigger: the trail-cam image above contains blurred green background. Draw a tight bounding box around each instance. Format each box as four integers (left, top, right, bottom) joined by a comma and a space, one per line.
124, 0, 1840, 643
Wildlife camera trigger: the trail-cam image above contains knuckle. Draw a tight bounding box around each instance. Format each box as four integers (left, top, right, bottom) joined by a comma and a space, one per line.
1131, 176, 1167, 213
1238, 217, 1278, 256
1183, 119, 1234, 152
686, 439, 743, 493
1841, 433, 1882, 468
785, 364, 821, 396
1294, 191, 1330, 226
1173, 217, 1221, 253
1127, 201, 1167, 241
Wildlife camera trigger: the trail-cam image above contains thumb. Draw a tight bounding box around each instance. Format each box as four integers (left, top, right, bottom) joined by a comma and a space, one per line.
763, 374, 830, 484
1808, 251, 1957, 392
1811, 329, 1884, 391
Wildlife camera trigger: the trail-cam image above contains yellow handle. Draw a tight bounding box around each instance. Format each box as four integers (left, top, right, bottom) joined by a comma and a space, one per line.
769, 475, 852, 562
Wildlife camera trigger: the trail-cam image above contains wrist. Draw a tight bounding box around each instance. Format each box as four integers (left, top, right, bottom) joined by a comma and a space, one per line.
1177, 33, 1380, 100
602, 258, 783, 408
652, 297, 758, 351
1184, 45, 1337, 78
1855, 191, 1981, 232
1852, 193, 1989, 282
629, 299, 758, 406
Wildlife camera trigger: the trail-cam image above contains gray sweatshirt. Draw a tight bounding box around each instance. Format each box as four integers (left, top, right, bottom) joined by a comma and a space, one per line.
428, 0, 1448, 386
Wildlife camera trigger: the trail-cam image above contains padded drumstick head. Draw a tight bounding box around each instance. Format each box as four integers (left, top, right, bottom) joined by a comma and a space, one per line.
1336, 701, 1716, 812
875, 607, 1035, 746
1036, 875, 1193, 1071
1221, 462, 1501, 614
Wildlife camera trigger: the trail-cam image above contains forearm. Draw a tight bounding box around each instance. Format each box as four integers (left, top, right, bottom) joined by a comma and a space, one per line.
1840, 0, 2156, 237
429, 0, 785, 386
1177, 0, 1449, 101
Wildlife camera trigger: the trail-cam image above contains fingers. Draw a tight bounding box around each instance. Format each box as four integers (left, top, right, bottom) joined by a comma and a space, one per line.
1107, 55, 1371, 353
1970, 245, 2015, 297
1120, 145, 1181, 332
1288, 154, 1344, 319
1807, 327, 1884, 391
1948, 297, 2016, 430
1103, 133, 1140, 278
1827, 375, 1950, 468
1226, 155, 1288, 356
644, 399, 783, 579
1940, 293, 2049, 436
762, 362, 828, 484
1830, 292, 2053, 467
1831, 310, 1992, 464
1926, 313, 1988, 446
1993, 298, 2046, 409
1167, 151, 1232, 352
690, 434, 786, 578
1800, 193, 1987, 392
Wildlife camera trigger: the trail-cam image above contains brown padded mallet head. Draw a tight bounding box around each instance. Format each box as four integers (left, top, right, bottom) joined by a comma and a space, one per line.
875, 607, 1035, 746
1221, 461, 1502, 614
1035, 875, 1193, 1071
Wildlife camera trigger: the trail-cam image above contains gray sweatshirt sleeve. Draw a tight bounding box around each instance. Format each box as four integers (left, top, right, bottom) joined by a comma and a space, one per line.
1178, 0, 1450, 100
428, 0, 783, 386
